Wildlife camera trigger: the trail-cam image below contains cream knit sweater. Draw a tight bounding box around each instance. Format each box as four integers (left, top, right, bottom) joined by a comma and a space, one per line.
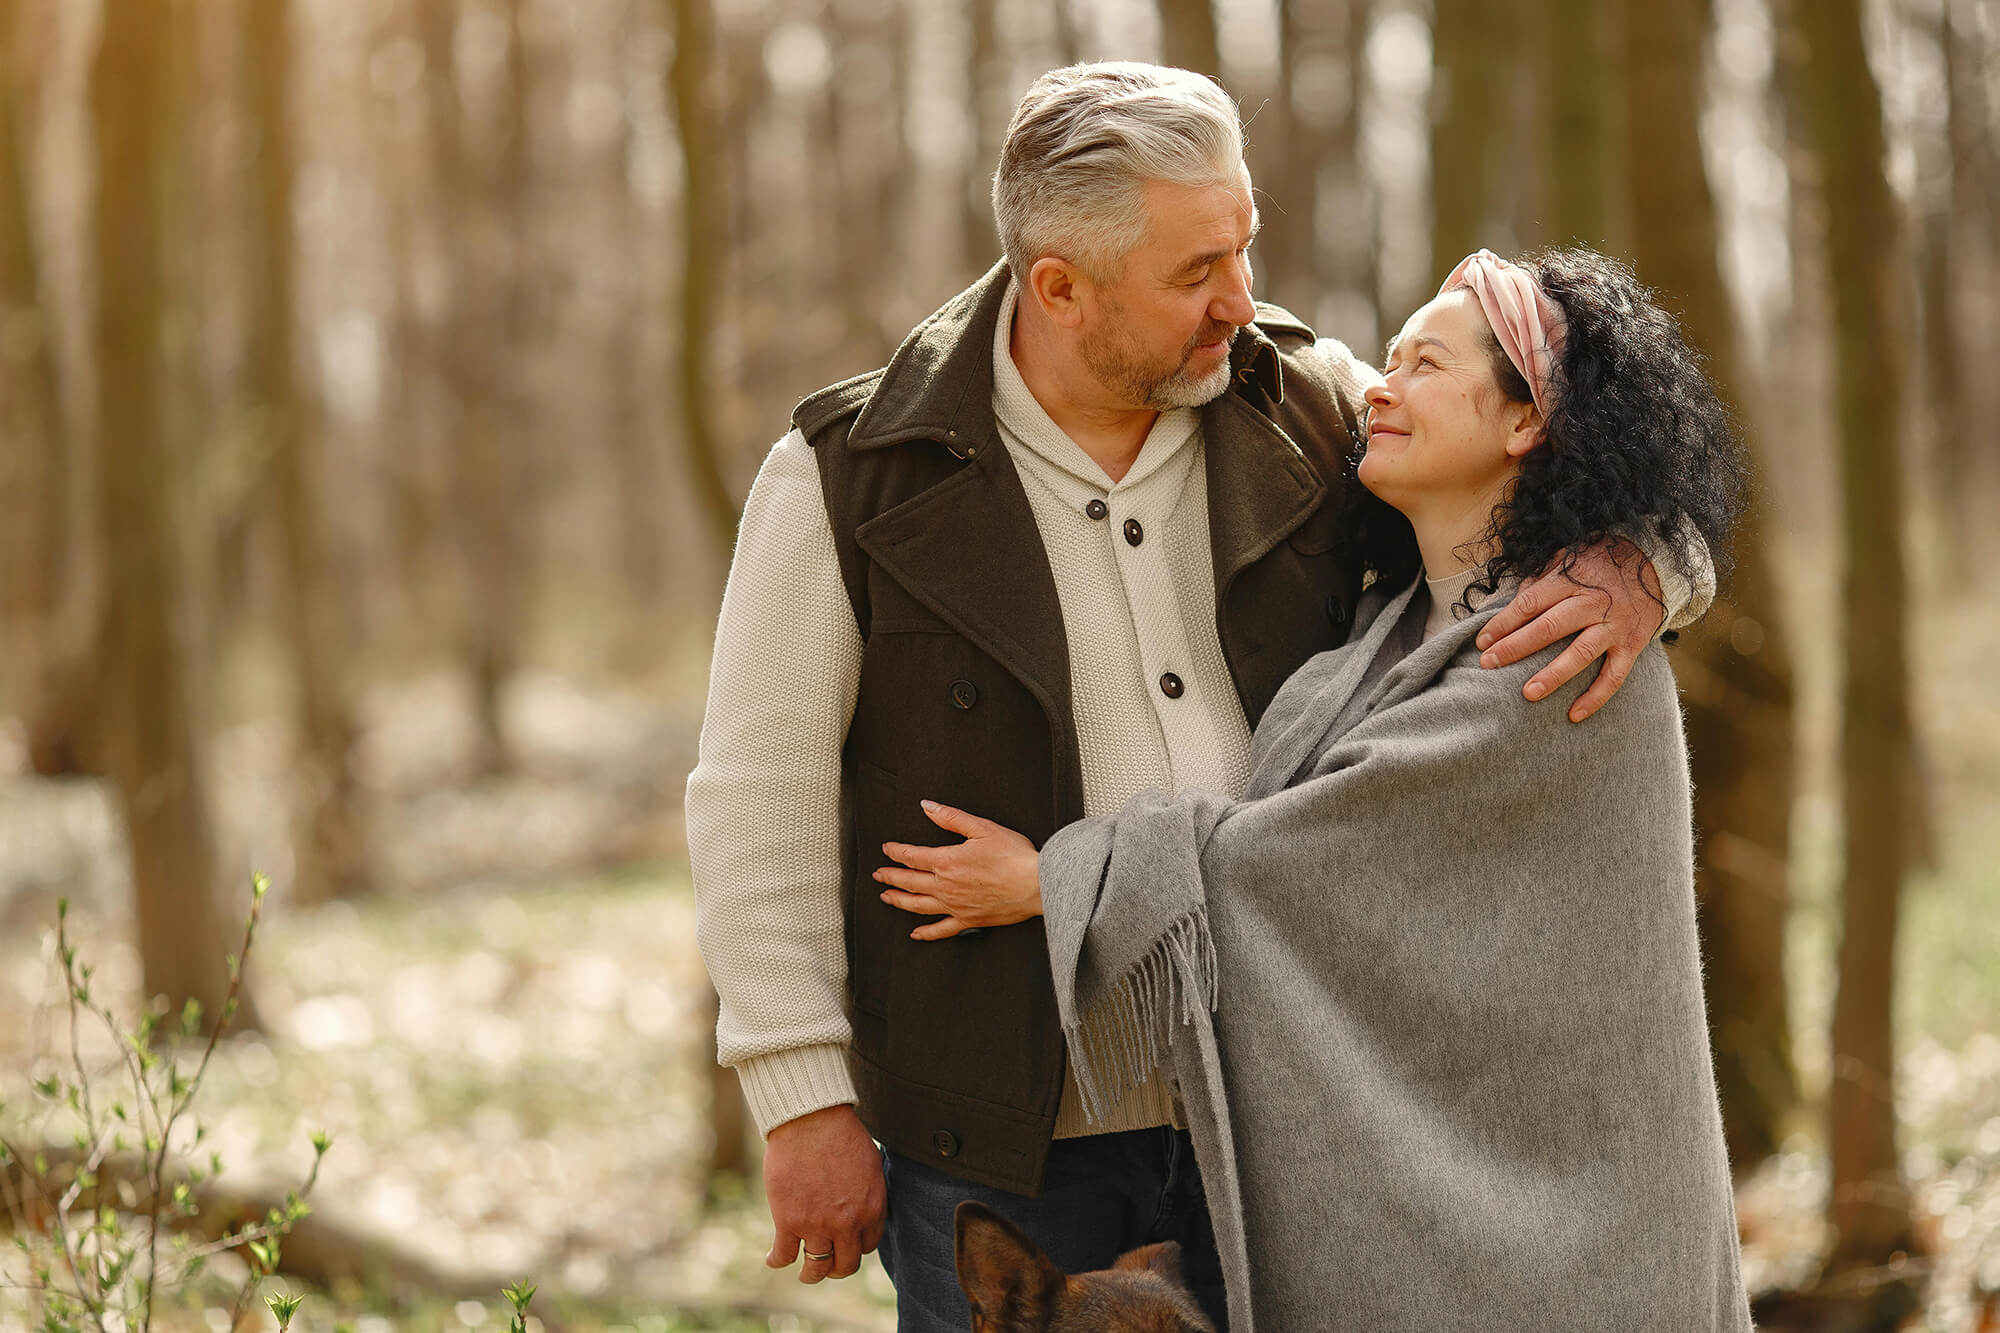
686, 283, 1713, 1139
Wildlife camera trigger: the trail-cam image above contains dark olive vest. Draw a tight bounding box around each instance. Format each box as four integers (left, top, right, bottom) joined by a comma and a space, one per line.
796, 264, 1375, 1195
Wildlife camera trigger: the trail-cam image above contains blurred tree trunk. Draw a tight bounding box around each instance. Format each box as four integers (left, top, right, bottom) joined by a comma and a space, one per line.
0, 0, 66, 711
1156, 0, 1220, 80
667, 0, 752, 1183
1274, 0, 1375, 345
667, 0, 738, 554
1788, 0, 1925, 1307
965, 0, 1003, 274
1253, 2, 1301, 303
1429, 0, 1510, 283
1622, 0, 1798, 1180
245, 0, 365, 902
1929, 0, 1987, 584
92, 0, 258, 1033
418, 0, 520, 777
609, 42, 663, 608
1051, 0, 1083, 67
1540, 0, 1613, 249
7, 0, 98, 781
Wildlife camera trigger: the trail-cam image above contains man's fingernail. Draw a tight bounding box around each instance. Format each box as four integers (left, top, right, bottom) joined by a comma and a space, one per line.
1525, 681, 1546, 700
921, 799, 940, 812
1480, 652, 1497, 668
1476, 635, 1490, 649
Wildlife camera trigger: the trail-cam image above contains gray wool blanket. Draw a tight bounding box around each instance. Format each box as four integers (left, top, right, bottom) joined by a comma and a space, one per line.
1041, 576, 1752, 1333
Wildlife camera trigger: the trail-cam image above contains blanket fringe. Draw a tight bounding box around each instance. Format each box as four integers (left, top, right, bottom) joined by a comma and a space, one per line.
1064, 908, 1218, 1124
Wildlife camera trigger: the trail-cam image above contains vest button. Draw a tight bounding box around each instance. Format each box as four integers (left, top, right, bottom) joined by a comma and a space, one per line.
1123, 518, 1144, 546
933, 1129, 961, 1159
950, 679, 979, 710
1159, 672, 1184, 699
1325, 596, 1350, 629
1085, 498, 1108, 521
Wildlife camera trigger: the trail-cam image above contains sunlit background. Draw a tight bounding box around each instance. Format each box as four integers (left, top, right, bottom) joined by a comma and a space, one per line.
2, 0, 1997, 1328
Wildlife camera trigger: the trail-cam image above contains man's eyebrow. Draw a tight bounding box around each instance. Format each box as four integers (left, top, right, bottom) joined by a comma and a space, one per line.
1174, 216, 1264, 276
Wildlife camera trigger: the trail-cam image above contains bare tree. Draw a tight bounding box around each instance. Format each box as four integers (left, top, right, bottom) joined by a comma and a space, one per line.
1429, 0, 1518, 282
1540, 0, 1613, 248
1925, 0, 1992, 583
965, 0, 1005, 275
1157, 0, 1221, 80
1269, 0, 1376, 344
667, 0, 738, 553
666, 0, 752, 1182
92, 0, 257, 1031
1788, 0, 1925, 1306
245, 0, 366, 902
0, 0, 65, 709
1622, 0, 1798, 1178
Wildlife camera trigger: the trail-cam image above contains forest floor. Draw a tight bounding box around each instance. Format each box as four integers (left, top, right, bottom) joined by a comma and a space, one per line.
0, 594, 1996, 1330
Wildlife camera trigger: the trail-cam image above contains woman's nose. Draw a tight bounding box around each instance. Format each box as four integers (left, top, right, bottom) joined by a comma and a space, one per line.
1364, 379, 1395, 409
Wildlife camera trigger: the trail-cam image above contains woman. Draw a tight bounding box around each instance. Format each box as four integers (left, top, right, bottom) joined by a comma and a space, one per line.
875, 248, 1754, 1332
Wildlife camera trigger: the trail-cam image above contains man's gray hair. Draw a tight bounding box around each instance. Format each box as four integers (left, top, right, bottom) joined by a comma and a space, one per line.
992, 62, 1246, 282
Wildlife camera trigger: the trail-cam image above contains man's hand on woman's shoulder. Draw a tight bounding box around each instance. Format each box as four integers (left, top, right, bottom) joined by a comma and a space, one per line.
1475, 539, 1666, 724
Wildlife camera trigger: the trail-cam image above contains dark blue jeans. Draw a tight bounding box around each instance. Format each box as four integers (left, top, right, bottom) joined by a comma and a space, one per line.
877, 1126, 1227, 1332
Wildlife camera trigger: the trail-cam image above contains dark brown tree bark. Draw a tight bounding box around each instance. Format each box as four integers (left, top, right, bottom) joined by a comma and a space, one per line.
1788, 0, 1925, 1306
667, 0, 739, 553
92, 0, 257, 1032
666, 0, 752, 1182
1622, 0, 1799, 1180
1156, 0, 1221, 80
1540, 0, 1613, 249
245, 0, 366, 902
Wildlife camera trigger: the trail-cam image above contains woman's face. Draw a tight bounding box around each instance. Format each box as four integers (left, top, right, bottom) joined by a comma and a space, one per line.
1359, 291, 1539, 515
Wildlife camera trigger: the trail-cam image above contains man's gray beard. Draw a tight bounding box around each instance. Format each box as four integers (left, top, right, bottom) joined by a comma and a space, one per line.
1146, 354, 1235, 409
1081, 322, 1236, 412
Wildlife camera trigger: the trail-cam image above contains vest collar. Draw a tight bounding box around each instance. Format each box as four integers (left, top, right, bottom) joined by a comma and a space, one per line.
846, 262, 1291, 454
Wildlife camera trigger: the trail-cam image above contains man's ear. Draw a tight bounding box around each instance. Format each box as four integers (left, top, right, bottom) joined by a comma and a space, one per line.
956, 1200, 1065, 1330
1025, 256, 1088, 330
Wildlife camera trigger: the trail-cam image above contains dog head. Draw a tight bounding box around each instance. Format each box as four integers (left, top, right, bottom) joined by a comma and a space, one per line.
954, 1200, 1217, 1333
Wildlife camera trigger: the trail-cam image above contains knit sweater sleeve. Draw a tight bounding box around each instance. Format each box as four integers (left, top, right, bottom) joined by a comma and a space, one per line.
1300, 336, 1714, 629
685, 430, 861, 1135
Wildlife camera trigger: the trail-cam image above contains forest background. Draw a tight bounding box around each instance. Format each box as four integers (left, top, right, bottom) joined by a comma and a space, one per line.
1, 0, 1997, 1329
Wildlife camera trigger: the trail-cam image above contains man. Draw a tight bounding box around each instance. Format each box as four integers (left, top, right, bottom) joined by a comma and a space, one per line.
685, 63, 1709, 1332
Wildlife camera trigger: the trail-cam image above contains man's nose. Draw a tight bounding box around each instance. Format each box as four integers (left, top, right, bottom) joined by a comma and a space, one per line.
1213, 257, 1256, 327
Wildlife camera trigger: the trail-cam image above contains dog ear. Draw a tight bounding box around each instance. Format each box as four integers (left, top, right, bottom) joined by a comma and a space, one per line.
955, 1200, 1065, 1331
1112, 1239, 1186, 1285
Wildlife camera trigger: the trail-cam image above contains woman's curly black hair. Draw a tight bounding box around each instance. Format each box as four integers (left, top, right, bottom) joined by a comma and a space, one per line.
1348, 247, 1747, 609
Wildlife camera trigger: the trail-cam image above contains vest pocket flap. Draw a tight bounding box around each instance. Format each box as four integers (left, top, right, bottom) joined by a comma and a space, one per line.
1287, 502, 1345, 556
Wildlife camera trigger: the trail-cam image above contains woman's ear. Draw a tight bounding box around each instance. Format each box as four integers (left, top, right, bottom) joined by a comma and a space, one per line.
1026, 256, 1087, 330
1504, 401, 1546, 457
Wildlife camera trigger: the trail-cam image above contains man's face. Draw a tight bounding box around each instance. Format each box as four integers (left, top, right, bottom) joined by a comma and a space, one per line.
1077, 167, 1259, 412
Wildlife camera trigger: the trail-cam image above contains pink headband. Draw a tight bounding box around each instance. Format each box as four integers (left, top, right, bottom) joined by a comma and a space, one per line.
1438, 249, 1565, 421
